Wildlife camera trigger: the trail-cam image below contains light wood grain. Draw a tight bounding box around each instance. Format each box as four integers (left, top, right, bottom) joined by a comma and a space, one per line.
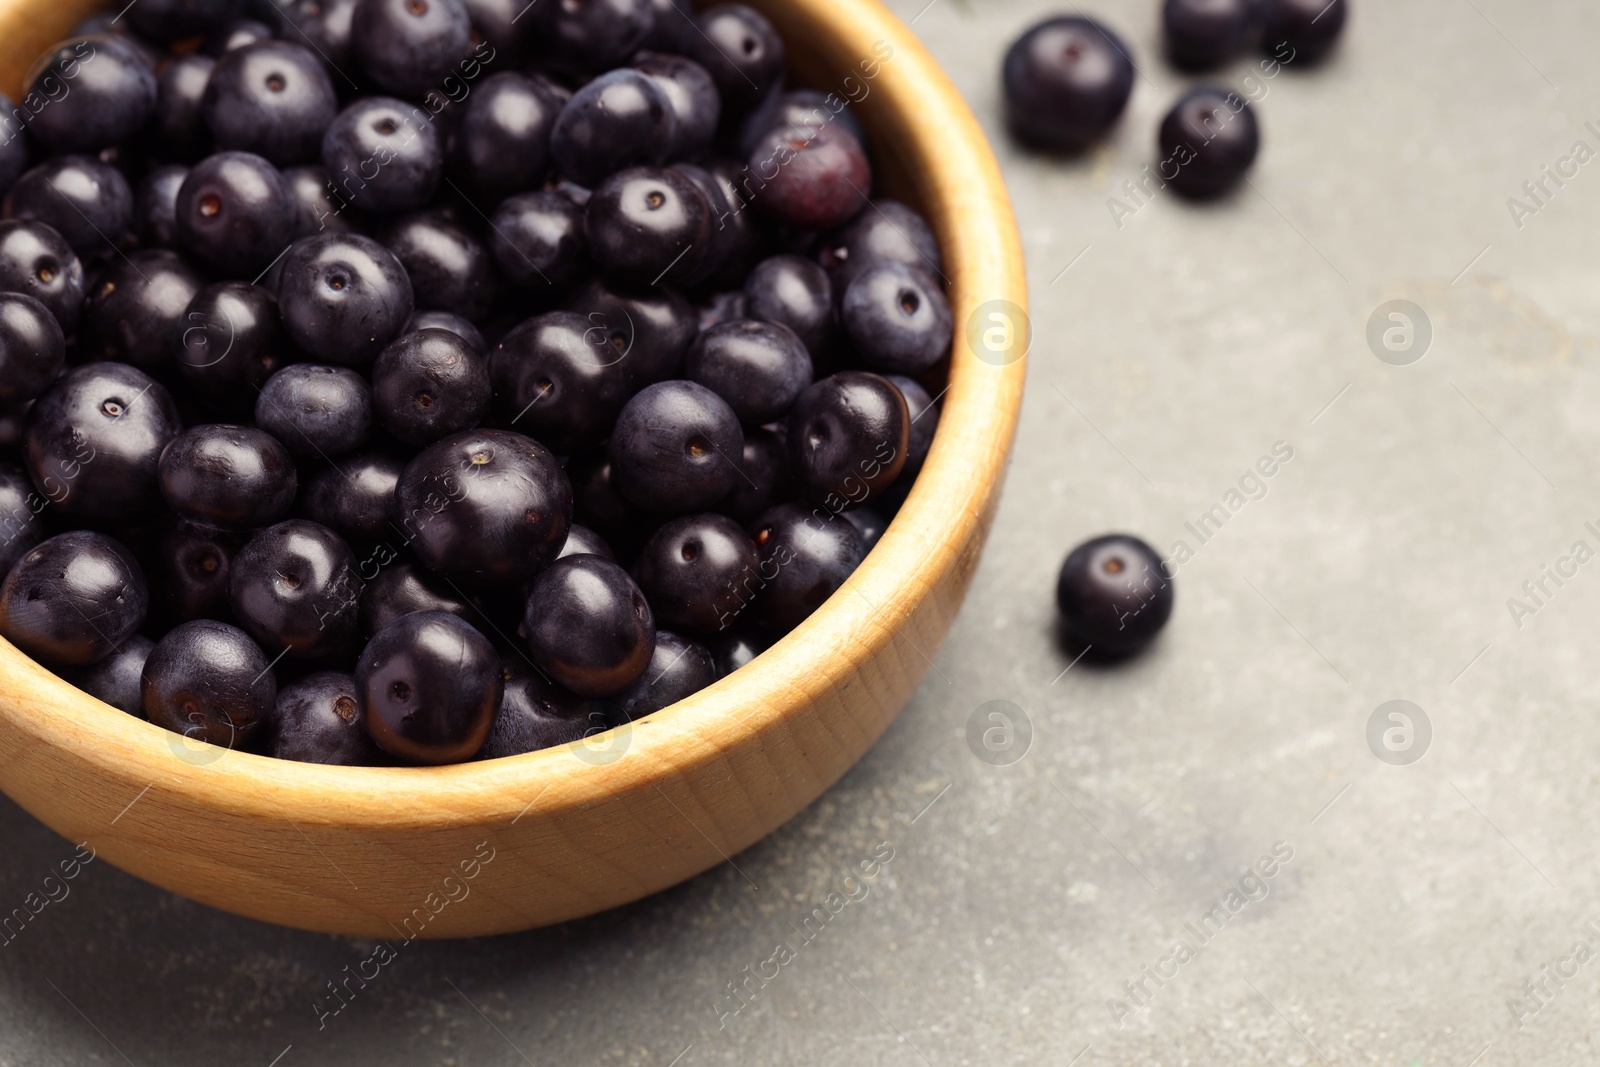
0, 0, 1028, 937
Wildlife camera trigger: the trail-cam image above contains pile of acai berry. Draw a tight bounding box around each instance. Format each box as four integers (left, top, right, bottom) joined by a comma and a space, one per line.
0, 0, 949, 765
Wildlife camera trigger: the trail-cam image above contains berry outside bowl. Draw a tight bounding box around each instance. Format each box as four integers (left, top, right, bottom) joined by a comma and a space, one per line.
0, 0, 1028, 937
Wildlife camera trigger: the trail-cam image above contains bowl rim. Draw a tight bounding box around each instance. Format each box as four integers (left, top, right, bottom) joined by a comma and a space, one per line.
0, 0, 1029, 913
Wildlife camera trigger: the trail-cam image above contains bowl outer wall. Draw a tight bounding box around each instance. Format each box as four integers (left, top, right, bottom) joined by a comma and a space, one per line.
0, 0, 1029, 937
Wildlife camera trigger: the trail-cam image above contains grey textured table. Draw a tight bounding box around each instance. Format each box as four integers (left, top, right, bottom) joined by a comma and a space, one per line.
4, 1, 1597, 1064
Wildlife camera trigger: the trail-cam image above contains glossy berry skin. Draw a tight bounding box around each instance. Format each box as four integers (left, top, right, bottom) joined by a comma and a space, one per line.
0, 95, 30, 198
549, 70, 675, 189
322, 98, 442, 214
718, 426, 787, 524
283, 164, 357, 235
566, 279, 697, 388
277, 232, 415, 366
585, 167, 710, 286
633, 512, 758, 635
489, 190, 587, 288
632, 52, 720, 161
176, 281, 289, 413
202, 40, 339, 165
24, 363, 181, 522
521, 554, 654, 698
256, 364, 372, 458
748, 504, 864, 634
450, 72, 562, 202
457, 0, 535, 65
80, 250, 204, 372
748, 124, 870, 231
276, 0, 358, 72
153, 55, 216, 160
395, 428, 572, 585
490, 311, 630, 454
4, 155, 135, 257
1261, 0, 1346, 62
0, 293, 64, 404
687, 319, 812, 426
158, 424, 299, 530
607, 629, 714, 720
738, 88, 866, 158
1003, 16, 1136, 151
65, 634, 155, 715
0, 532, 146, 666
787, 371, 908, 508
229, 519, 362, 659
887, 374, 938, 473
204, 17, 275, 55
709, 627, 767, 677
352, 0, 472, 98
142, 620, 275, 751
688, 4, 785, 114
0, 221, 85, 333
268, 670, 381, 764
1055, 534, 1174, 655
610, 380, 744, 515
817, 200, 942, 292
382, 211, 495, 321
1164, 0, 1259, 69
128, 0, 242, 41
744, 254, 834, 358
559, 523, 614, 561
302, 448, 405, 547
24, 37, 155, 155
358, 560, 472, 635
371, 327, 492, 445
408, 309, 484, 351
530, 0, 653, 75
842, 263, 953, 375
0, 464, 44, 574
150, 518, 243, 623
175, 151, 295, 277
476, 659, 594, 759
841, 505, 888, 553
358, 610, 501, 764
1158, 87, 1260, 198
137, 165, 189, 248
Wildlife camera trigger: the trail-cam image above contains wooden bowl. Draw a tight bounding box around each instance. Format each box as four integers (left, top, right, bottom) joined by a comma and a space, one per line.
0, 0, 1027, 937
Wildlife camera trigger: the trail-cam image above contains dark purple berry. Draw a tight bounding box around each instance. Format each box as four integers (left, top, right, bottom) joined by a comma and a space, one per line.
142, 620, 276, 751
277, 231, 415, 365
841, 262, 952, 375
490, 311, 630, 454
633, 512, 758, 635
158, 424, 299, 530
1003, 15, 1136, 151
202, 40, 339, 165
0, 220, 84, 332
786, 371, 907, 508
256, 364, 372, 459
0, 531, 147, 666
358, 609, 501, 764
65, 634, 154, 715
24, 363, 181, 522
80, 250, 204, 372
609, 380, 744, 515
0, 292, 65, 404
747, 123, 869, 231
268, 670, 382, 764
394, 428, 572, 585
229, 519, 362, 659
24, 36, 155, 155
1157, 86, 1260, 198
350, 0, 473, 99
521, 554, 654, 697
1056, 534, 1174, 655
175, 151, 296, 276
607, 629, 714, 720
371, 327, 492, 445
549, 69, 674, 188
748, 504, 863, 634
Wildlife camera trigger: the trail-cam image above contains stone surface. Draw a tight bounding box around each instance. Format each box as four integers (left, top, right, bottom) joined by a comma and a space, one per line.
4, 1, 1598, 1063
